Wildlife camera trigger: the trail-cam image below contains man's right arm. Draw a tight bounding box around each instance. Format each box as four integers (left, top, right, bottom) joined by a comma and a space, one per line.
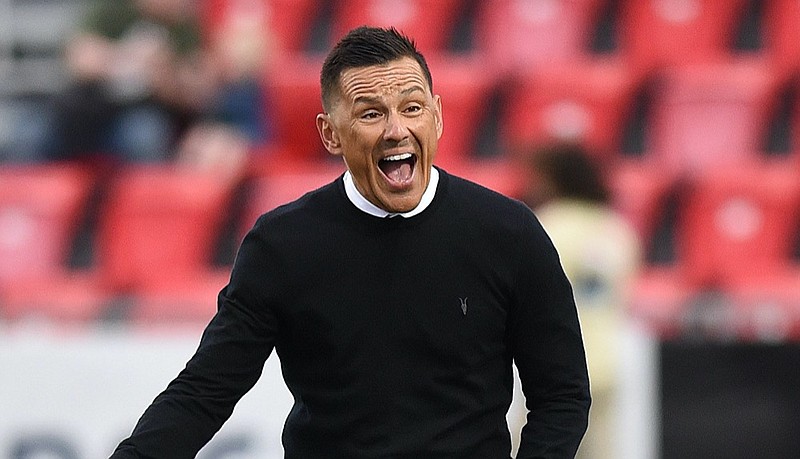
110, 227, 281, 458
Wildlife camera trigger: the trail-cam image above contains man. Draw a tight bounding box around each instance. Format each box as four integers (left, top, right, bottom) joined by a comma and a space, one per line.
111, 26, 590, 458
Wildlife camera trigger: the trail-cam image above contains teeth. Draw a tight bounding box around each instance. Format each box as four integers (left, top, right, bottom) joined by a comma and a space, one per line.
383, 153, 412, 162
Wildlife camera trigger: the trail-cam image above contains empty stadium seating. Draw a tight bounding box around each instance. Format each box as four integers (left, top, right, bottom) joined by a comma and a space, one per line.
3, 1, 800, 338
646, 59, 786, 175
130, 269, 230, 325
608, 159, 676, 244
329, 0, 463, 54
499, 59, 641, 158
445, 158, 526, 199
2, 274, 113, 323
0, 163, 112, 322
762, 0, 800, 72
617, 0, 748, 71
262, 54, 330, 166
0, 163, 93, 285
200, 0, 321, 54
426, 53, 500, 168
627, 267, 696, 338
94, 165, 240, 293
241, 162, 346, 238
675, 163, 800, 290
473, 0, 608, 71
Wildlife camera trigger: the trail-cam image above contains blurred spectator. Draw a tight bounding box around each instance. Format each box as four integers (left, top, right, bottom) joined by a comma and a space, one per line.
16, 0, 271, 170
518, 143, 642, 459
40, 0, 214, 163
176, 0, 274, 175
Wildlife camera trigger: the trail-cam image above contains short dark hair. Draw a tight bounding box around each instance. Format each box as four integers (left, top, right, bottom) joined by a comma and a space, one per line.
531, 143, 610, 204
320, 26, 433, 112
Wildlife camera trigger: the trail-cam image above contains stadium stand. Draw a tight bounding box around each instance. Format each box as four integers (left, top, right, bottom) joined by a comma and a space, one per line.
762, 0, 800, 72
472, 0, 608, 71
0, 163, 94, 285
0, 162, 112, 322
93, 164, 240, 299
329, 0, 463, 55
0, 0, 799, 342
425, 53, 501, 168
617, 0, 748, 72
674, 162, 800, 291
498, 59, 641, 159
200, 0, 321, 54
260, 53, 330, 167
626, 267, 696, 339
645, 58, 787, 176
240, 161, 346, 240
607, 159, 676, 245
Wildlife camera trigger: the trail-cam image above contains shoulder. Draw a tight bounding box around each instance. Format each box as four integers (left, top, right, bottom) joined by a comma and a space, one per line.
252, 177, 344, 235
442, 170, 539, 231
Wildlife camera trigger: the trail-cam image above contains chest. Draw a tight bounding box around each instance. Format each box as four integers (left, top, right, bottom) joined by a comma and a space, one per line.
272, 229, 514, 369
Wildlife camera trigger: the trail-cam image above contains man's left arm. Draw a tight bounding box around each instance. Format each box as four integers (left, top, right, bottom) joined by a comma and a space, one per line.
511, 214, 591, 459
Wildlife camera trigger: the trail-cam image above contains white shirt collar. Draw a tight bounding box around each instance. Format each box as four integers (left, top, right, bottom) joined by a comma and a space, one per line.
343, 167, 439, 218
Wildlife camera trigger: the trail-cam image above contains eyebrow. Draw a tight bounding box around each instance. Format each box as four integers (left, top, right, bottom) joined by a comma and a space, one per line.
352, 85, 427, 106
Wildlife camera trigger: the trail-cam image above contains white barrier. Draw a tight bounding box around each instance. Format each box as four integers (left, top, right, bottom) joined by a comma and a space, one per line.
0, 321, 657, 459
0, 323, 293, 459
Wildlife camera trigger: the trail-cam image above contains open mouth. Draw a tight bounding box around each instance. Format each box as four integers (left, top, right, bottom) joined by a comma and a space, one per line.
378, 153, 417, 185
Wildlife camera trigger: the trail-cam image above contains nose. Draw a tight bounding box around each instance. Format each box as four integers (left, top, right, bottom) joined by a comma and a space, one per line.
383, 111, 410, 142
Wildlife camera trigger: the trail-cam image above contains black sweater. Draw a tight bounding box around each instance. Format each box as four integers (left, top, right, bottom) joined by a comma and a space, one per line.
111, 169, 590, 458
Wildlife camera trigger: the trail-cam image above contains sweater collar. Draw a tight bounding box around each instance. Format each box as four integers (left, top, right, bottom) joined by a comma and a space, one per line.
343, 167, 439, 218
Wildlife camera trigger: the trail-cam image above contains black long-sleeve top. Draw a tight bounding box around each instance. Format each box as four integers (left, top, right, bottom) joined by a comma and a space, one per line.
111, 168, 590, 458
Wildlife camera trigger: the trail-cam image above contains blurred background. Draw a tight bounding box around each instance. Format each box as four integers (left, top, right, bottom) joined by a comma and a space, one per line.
1, 0, 800, 458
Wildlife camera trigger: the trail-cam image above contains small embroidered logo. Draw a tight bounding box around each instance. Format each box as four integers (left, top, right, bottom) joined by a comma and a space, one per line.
459, 297, 468, 316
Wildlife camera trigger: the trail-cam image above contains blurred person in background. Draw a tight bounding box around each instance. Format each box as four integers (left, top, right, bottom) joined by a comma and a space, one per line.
517, 142, 642, 459
44, 0, 213, 163
32, 0, 271, 173
110, 26, 589, 458
174, 0, 275, 176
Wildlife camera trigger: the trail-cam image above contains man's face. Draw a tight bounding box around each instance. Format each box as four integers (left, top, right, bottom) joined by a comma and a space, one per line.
317, 57, 443, 213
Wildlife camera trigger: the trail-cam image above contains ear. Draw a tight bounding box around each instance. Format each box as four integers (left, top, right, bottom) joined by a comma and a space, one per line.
317, 113, 343, 157
433, 94, 443, 140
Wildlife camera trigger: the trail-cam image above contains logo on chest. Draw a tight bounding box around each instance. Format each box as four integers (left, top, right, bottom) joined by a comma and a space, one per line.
459, 297, 468, 316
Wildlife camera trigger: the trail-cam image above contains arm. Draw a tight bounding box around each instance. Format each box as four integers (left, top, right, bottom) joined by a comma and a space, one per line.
111, 229, 279, 459
512, 214, 591, 459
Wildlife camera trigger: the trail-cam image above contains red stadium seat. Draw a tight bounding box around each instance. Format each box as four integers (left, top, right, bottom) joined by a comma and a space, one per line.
0, 163, 93, 285
0, 163, 112, 322
241, 162, 346, 237
130, 269, 231, 326
617, 0, 747, 71
647, 60, 785, 175
499, 60, 640, 158
263, 54, 330, 167
762, 0, 800, 73
330, 0, 463, 54
2, 274, 112, 323
627, 267, 697, 339
200, 0, 320, 54
446, 158, 526, 199
427, 54, 500, 168
95, 165, 240, 293
608, 159, 676, 244
675, 163, 800, 290
473, 0, 607, 71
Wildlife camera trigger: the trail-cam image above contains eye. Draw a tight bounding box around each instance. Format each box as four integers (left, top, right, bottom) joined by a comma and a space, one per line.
404, 104, 422, 114
360, 110, 382, 120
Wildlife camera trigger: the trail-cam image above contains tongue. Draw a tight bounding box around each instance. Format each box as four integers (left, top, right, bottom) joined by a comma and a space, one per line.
381, 159, 413, 183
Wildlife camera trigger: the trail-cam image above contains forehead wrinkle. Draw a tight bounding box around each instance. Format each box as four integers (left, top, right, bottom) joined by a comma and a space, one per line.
351, 85, 426, 107
341, 68, 429, 104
